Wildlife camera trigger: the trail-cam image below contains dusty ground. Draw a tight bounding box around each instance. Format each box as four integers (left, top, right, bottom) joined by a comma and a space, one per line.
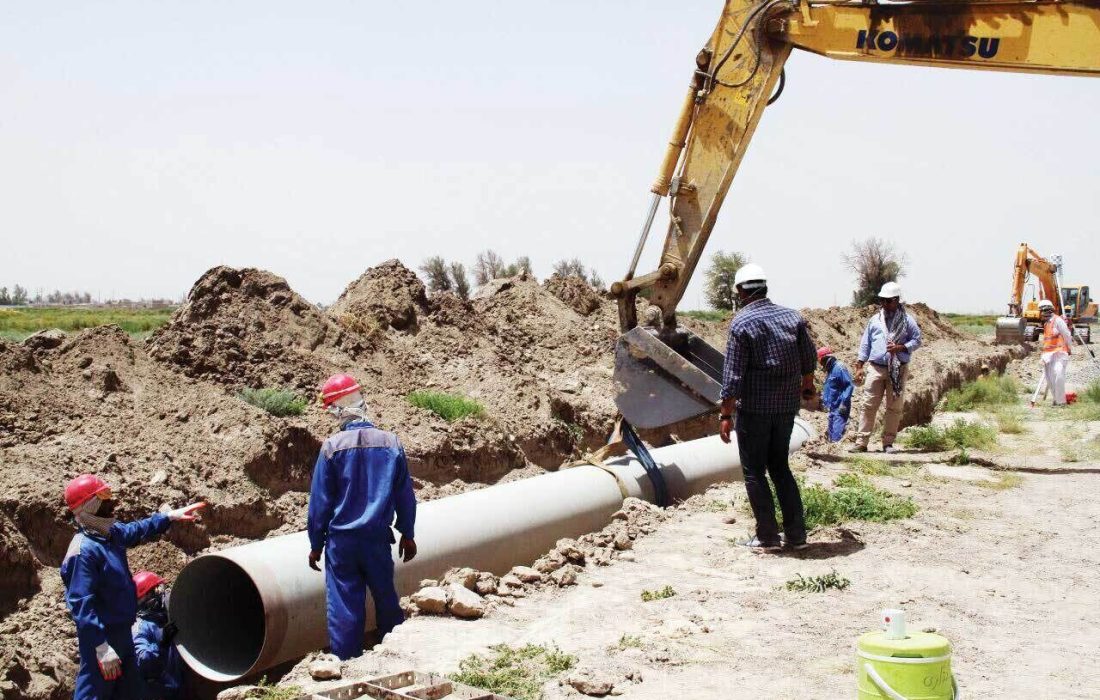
288, 408, 1100, 699
0, 260, 1031, 699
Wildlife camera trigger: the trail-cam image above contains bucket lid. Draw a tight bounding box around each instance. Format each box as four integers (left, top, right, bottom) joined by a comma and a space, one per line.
858, 631, 951, 658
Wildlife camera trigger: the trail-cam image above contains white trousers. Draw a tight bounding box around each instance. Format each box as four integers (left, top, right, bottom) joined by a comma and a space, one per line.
1042, 352, 1069, 405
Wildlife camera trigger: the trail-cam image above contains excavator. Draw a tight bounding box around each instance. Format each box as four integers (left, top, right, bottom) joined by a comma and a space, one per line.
995, 243, 1096, 344
610, 0, 1100, 430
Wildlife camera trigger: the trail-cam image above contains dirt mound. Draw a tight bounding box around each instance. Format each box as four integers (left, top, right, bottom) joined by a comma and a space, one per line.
543, 274, 602, 316
329, 259, 429, 333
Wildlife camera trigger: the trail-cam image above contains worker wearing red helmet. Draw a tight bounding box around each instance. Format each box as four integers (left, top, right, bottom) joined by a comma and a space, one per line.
817, 347, 854, 443
131, 571, 183, 699
308, 374, 417, 659
60, 474, 204, 700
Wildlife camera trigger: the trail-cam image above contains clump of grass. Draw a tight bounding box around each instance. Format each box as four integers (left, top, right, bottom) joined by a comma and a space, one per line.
238, 388, 308, 417
1060, 438, 1100, 463
847, 456, 895, 476
796, 475, 917, 528
450, 644, 576, 700
941, 375, 1020, 411
901, 425, 949, 451
978, 473, 1023, 490
703, 499, 730, 512
614, 634, 643, 650
679, 309, 730, 322
406, 391, 486, 422
943, 420, 997, 450
1082, 380, 1100, 404
786, 570, 850, 593
902, 419, 996, 452
254, 677, 303, 700
947, 448, 971, 466
640, 585, 676, 602
991, 408, 1026, 434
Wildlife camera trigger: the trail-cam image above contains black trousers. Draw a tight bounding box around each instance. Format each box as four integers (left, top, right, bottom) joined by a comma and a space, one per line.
734, 410, 806, 544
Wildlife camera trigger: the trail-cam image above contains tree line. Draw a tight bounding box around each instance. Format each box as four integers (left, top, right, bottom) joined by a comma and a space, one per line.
0, 286, 95, 306
419, 251, 604, 300
703, 237, 906, 311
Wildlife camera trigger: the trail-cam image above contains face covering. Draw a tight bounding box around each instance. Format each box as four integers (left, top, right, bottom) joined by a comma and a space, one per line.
75, 496, 117, 537
138, 588, 169, 622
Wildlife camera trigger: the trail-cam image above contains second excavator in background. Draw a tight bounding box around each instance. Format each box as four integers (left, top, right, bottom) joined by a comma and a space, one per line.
995, 243, 1096, 344
611, 0, 1100, 429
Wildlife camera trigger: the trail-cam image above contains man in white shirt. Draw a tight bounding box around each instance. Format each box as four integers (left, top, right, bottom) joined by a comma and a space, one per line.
1033, 299, 1073, 407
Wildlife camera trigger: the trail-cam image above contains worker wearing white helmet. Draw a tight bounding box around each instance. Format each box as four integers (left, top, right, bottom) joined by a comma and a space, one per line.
1033, 298, 1073, 406
719, 263, 817, 552
851, 281, 923, 453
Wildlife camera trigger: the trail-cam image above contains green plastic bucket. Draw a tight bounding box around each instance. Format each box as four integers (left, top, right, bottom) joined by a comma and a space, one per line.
856, 631, 957, 700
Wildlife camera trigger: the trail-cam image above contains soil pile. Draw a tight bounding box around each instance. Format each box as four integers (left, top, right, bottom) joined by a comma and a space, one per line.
544, 274, 603, 316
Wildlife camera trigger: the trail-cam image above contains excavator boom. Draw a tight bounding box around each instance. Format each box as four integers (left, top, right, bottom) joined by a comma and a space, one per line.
612, 0, 1100, 429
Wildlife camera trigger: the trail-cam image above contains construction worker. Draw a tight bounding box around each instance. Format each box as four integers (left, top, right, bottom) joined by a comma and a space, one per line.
1035, 298, 1073, 406
851, 282, 922, 453
131, 571, 183, 700
718, 264, 816, 552
60, 475, 204, 700
308, 374, 417, 660
818, 346, 854, 442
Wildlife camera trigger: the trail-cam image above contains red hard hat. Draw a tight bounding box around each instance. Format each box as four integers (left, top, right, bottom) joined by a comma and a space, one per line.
64, 474, 111, 511
320, 374, 361, 407
816, 346, 834, 361
133, 571, 166, 600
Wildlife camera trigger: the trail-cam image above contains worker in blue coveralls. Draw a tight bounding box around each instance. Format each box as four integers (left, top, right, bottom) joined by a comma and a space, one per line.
817, 346, 855, 442
60, 474, 204, 700
131, 571, 183, 700
308, 373, 418, 660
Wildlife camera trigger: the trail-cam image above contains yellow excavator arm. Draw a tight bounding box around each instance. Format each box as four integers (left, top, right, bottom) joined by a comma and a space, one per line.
995, 243, 1062, 343
612, 0, 1100, 429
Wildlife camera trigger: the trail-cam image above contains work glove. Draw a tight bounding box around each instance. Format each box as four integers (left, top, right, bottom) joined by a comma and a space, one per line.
308, 549, 322, 572
398, 536, 417, 563
95, 642, 122, 681
162, 621, 178, 645
166, 502, 206, 522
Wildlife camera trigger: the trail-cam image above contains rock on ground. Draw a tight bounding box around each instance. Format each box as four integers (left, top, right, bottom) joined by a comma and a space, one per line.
411, 586, 448, 614
446, 583, 487, 619
307, 653, 342, 680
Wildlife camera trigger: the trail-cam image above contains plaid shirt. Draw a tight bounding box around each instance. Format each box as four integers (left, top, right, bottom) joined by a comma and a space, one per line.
720, 299, 816, 414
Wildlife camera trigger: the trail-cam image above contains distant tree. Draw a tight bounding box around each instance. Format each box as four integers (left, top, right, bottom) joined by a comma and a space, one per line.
449, 262, 471, 300
419, 256, 452, 293
473, 250, 507, 285
703, 250, 748, 311
11, 285, 28, 305
842, 237, 907, 307
588, 268, 605, 291
553, 258, 587, 278
0, 287, 9, 305
514, 256, 533, 277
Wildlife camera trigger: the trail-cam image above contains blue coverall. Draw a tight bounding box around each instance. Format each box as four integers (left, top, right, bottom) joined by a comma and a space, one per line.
821, 356, 855, 442
60, 514, 171, 700
308, 420, 417, 660
132, 612, 183, 699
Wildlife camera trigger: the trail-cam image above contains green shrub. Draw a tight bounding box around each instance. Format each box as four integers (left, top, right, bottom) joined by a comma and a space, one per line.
679, 309, 730, 322
614, 634, 643, 650
941, 375, 1019, 411
992, 409, 1026, 434
902, 419, 996, 451
406, 391, 485, 421
450, 644, 577, 700
795, 475, 917, 528
1081, 381, 1100, 404
901, 425, 949, 451
238, 388, 308, 417
640, 585, 676, 602
254, 677, 302, 700
786, 570, 850, 593
847, 456, 895, 476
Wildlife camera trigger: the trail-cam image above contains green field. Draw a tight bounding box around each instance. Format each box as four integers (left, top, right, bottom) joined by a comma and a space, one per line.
943, 313, 997, 337
0, 307, 175, 342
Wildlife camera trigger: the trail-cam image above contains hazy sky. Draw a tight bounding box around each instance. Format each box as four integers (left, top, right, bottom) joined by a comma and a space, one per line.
2, 2, 1097, 313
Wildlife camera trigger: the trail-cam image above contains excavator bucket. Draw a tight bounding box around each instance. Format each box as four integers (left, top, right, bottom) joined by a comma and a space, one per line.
995, 316, 1025, 344
613, 326, 725, 429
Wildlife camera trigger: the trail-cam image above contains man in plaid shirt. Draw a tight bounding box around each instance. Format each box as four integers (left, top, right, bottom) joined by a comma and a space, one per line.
718, 264, 816, 552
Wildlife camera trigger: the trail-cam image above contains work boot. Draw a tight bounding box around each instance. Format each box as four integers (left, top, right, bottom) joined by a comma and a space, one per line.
739, 536, 781, 553
780, 534, 810, 551
883, 445, 898, 454
848, 444, 868, 454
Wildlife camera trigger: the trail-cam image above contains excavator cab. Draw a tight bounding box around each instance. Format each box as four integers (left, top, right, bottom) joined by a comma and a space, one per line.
613, 325, 725, 430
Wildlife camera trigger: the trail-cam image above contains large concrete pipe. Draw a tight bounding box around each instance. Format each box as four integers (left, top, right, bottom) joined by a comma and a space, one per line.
172, 421, 813, 681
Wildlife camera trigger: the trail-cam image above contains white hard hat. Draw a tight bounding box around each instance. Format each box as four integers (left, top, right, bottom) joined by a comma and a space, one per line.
877, 281, 902, 299
734, 263, 767, 289
1038, 299, 1055, 310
